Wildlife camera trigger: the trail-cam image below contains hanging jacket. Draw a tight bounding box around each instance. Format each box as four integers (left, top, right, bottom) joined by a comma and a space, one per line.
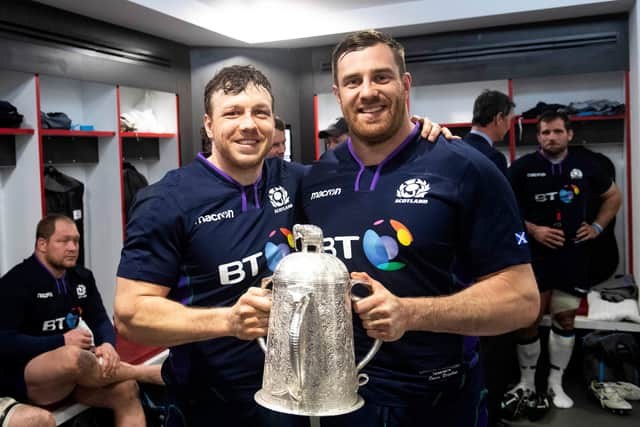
123, 162, 149, 224
44, 166, 85, 266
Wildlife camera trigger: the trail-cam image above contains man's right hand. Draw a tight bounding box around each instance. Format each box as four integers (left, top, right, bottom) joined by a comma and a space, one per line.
63, 328, 93, 349
226, 287, 272, 340
529, 224, 565, 249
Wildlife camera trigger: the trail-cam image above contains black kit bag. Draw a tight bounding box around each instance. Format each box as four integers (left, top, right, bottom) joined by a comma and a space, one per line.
582, 331, 640, 386
0, 100, 24, 128
122, 162, 149, 224
41, 111, 72, 129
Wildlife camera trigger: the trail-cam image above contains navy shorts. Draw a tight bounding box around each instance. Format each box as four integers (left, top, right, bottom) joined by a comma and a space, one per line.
0, 368, 28, 402
164, 385, 310, 427
320, 355, 486, 427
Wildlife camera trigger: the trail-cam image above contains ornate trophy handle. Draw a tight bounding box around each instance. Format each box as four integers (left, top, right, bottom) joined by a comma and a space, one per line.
288, 293, 311, 401
257, 276, 273, 353
350, 279, 383, 380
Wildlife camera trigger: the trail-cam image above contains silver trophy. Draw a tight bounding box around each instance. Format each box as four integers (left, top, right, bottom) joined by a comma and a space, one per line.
255, 224, 382, 416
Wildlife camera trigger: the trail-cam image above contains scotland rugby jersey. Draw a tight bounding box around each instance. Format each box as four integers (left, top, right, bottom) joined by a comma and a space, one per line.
302, 124, 530, 406
0, 255, 114, 395
509, 150, 611, 291
117, 154, 307, 400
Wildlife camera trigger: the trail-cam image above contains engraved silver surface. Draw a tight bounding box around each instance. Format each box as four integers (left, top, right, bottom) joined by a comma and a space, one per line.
255, 224, 381, 416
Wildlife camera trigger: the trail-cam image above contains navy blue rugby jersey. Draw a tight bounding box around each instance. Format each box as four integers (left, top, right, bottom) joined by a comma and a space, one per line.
117, 154, 307, 400
509, 149, 612, 258
302, 124, 530, 406
0, 255, 114, 394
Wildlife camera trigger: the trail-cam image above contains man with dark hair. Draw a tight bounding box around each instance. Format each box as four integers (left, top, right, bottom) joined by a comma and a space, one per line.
508, 110, 622, 409
114, 65, 309, 426
319, 117, 349, 151
465, 89, 515, 175
0, 214, 161, 427
463, 89, 516, 426
303, 29, 539, 427
268, 116, 287, 159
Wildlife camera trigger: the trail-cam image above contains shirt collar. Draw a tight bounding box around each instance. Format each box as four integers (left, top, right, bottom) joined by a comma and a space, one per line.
469, 129, 494, 147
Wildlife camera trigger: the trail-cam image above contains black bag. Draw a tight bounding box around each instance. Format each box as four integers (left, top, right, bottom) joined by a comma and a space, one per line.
41, 111, 72, 129
582, 331, 640, 386
0, 100, 24, 128
122, 162, 149, 224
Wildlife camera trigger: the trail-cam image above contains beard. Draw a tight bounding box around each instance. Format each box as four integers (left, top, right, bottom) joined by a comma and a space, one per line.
344, 95, 407, 146
46, 254, 77, 270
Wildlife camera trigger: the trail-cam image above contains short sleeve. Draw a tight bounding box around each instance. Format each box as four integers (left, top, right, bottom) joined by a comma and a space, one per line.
117, 185, 185, 288
457, 156, 531, 278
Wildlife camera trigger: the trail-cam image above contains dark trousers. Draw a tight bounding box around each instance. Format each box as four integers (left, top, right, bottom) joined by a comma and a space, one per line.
480, 333, 518, 426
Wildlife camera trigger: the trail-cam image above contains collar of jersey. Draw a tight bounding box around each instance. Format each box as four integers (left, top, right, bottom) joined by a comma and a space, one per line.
196, 153, 263, 212
536, 148, 570, 176
32, 254, 69, 294
341, 122, 421, 192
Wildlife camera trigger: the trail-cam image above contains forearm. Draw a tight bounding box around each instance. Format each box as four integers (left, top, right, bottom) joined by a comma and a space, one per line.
93, 317, 116, 347
594, 189, 622, 229
524, 220, 537, 234
402, 264, 539, 336
0, 331, 64, 359
115, 290, 232, 347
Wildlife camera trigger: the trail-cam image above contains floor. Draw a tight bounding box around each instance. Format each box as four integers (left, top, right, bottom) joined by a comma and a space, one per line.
510, 372, 640, 427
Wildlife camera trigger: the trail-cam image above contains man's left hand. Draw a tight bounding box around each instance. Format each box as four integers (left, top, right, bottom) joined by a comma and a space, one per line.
575, 221, 600, 242
351, 272, 409, 342
411, 115, 460, 142
94, 342, 120, 378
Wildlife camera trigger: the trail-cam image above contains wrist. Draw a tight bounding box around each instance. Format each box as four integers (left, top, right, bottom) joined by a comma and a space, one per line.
592, 222, 603, 235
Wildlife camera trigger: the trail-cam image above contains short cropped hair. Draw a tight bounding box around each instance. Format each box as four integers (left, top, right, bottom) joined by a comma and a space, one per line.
536, 110, 572, 133
36, 214, 74, 242
472, 90, 515, 126
331, 30, 406, 85
204, 65, 273, 116
274, 117, 285, 132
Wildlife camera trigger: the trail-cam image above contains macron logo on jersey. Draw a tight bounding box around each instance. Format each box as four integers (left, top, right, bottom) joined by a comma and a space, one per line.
269, 186, 293, 214
395, 178, 430, 205
195, 209, 235, 225
310, 187, 342, 200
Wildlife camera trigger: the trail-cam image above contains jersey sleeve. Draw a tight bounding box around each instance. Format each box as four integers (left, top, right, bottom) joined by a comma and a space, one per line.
0, 272, 64, 359
457, 156, 531, 278
81, 270, 116, 346
117, 185, 185, 288
589, 160, 614, 196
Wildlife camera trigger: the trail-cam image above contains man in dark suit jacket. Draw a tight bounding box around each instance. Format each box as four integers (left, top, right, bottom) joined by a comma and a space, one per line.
463, 89, 516, 427
464, 90, 514, 176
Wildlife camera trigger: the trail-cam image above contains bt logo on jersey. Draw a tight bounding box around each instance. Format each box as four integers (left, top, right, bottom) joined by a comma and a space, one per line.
559, 184, 580, 204
363, 219, 413, 271
218, 228, 295, 285
264, 228, 295, 271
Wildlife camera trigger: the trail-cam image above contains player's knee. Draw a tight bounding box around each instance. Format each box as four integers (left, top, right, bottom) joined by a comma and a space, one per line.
11, 405, 56, 427
110, 380, 140, 406
553, 312, 575, 330
32, 407, 56, 427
